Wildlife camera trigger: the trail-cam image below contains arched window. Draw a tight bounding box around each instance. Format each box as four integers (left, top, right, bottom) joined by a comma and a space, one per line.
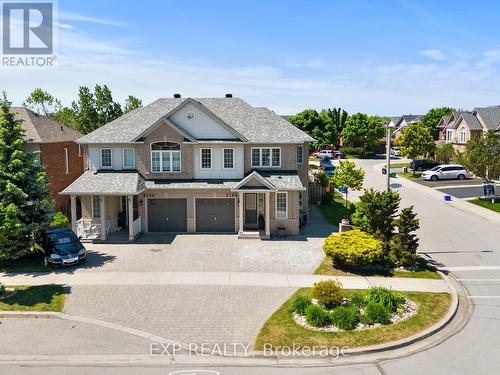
459, 128, 466, 144
151, 142, 181, 172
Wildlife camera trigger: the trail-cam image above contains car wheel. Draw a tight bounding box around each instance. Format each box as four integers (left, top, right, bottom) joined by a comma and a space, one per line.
431, 175, 438, 181
457, 174, 465, 180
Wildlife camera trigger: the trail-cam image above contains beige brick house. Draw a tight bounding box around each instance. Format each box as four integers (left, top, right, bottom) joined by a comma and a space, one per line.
61, 96, 314, 240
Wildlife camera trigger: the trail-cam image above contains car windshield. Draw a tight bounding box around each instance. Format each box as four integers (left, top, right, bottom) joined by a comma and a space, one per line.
429, 166, 441, 171
48, 231, 78, 245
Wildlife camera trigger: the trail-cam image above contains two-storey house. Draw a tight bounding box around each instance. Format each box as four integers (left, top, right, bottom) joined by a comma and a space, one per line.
61, 95, 314, 240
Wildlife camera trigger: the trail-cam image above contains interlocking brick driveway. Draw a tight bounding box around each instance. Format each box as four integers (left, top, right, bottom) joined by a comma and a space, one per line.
63, 206, 334, 347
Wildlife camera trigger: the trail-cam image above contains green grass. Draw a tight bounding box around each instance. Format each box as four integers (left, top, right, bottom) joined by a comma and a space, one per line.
318, 194, 356, 227
397, 172, 422, 179
0, 285, 65, 311
384, 162, 408, 169
255, 288, 451, 349
314, 257, 442, 279
309, 157, 319, 162
469, 198, 500, 213
308, 164, 318, 171
0, 255, 49, 273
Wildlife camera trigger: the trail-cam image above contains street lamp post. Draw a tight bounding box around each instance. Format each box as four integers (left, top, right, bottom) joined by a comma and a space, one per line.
386, 123, 395, 192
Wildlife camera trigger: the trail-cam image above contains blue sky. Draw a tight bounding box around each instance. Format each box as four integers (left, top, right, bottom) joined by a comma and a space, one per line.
3, 0, 500, 115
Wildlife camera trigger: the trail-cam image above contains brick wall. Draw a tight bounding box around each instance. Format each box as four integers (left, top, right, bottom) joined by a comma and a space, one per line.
40, 141, 84, 213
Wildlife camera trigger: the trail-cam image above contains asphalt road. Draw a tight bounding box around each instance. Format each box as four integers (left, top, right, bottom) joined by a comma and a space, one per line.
1, 159, 499, 374
437, 185, 499, 199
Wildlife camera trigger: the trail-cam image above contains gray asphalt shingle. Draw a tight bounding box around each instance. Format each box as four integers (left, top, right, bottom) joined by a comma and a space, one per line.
60, 171, 144, 195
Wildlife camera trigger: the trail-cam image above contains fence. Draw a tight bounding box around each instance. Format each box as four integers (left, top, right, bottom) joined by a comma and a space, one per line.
308, 182, 327, 203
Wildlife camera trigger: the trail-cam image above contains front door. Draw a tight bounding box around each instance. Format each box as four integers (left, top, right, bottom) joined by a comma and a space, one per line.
244, 193, 258, 229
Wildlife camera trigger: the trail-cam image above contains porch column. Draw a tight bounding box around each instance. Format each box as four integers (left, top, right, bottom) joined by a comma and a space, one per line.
265, 192, 270, 236
128, 195, 134, 240
239, 192, 244, 233
70, 195, 77, 234
100, 195, 107, 240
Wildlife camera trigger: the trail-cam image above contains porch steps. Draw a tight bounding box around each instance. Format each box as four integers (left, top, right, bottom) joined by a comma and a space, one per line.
238, 231, 260, 239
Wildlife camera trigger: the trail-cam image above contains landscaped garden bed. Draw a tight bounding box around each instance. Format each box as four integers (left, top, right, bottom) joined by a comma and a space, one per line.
255, 283, 451, 349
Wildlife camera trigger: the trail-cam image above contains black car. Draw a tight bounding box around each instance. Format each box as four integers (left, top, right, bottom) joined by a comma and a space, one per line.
38, 228, 87, 266
408, 159, 440, 172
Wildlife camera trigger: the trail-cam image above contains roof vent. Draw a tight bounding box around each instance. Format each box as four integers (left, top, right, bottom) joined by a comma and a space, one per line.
225, 93, 233, 98
173, 93, 181, 98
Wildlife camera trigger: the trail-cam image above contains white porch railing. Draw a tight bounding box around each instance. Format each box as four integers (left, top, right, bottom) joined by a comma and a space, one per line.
132, 216, 142, 237
76, 219, 101, 239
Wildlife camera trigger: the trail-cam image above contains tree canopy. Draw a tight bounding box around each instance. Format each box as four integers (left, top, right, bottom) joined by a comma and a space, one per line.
459, 131, 500, 180
342, 113, 385, 152
419, 107, 455, 139
332, 160, 365, 204
397, 122, 435, 173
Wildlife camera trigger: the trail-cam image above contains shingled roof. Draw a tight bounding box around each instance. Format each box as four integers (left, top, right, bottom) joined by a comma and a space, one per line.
10, 107, 82, 143
77, 97, 315, 144
473, 106, 500, 130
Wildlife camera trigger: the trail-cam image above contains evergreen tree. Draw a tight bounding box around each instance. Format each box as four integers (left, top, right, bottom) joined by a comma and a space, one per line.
0, 93, 53, 261
389, 207, 420, 266
124, 95, 143, 113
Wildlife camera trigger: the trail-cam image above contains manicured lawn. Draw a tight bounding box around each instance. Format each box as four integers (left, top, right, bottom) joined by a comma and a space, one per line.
469, 198, 500, 213
0, 255, 49, 273
255, 288, 451, 349
397, 172, 422, 179
0, 285, 65, 311
318, 194, 355, 227
314, 257, 442, 279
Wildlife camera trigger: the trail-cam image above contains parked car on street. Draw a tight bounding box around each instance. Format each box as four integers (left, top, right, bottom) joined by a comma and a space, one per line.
390, 147, 401, 157
421, 164, 472, 181
408, 159, 440, 171
37, 228, 87, 266
312, 149, 335, 159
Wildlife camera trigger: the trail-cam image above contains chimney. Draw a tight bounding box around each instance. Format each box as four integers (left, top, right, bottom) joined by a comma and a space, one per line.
225, 93, 233, 98
173, 93, 181, 98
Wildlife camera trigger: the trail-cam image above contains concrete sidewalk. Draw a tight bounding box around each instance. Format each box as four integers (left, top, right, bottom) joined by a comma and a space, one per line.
0, 270, 449, 292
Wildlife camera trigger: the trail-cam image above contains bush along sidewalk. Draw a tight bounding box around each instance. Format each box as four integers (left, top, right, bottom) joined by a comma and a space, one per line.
318, 188, 440, 279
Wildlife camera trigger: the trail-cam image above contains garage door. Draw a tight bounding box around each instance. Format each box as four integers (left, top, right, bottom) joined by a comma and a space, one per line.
196, 198, 235, 233
148, 199, 187, 233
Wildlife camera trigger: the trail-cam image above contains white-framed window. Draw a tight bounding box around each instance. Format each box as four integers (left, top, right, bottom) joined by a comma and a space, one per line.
201, 148, 212, 169
151, 142, 181, 173
251, 147, 281, 167
275, 192, 288, 220
64, 147, 69, 174
223, 148, 234, 169
446, 129, 454, 143
92, 196, 101, 219
459, 128, 466, 144
296, 146, 303, 164
100, 148, 112, 168
123, 148, 135, 168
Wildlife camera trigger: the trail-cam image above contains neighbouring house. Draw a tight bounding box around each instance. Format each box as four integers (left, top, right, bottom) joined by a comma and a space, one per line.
437, 111, 465, 145
392, 114, 423, 138
11, 107, 84, 213
61, 95, 314, 241
439, 106, 500, 151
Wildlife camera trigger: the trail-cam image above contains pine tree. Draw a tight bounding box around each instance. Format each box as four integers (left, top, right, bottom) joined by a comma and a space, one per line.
0, 93, 53, 261
389, 207, 419, 266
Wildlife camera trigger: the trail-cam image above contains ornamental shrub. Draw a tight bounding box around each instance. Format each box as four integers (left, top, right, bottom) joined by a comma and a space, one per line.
50, 212, 70, 227
330, 305, 360, 330
323, 230, 384, 267
349, 291, 367, 309
312, 279, 344, 308
304, 304, 330, 327
362, 302, 391, 325
290, 295, 312, 315
365, 287, 405, 313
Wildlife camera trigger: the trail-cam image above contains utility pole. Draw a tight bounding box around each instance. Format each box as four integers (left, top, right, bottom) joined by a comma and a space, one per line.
386, 123, 394, 192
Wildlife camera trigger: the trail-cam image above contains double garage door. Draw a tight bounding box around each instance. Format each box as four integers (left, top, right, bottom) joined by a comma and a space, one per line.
147, 198, 235, 233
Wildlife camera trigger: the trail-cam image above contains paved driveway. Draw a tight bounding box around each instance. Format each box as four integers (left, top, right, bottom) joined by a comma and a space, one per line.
67, 205, 332, 275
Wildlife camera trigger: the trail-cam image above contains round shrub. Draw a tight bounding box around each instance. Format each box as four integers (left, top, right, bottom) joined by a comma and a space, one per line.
312, 279, 344, 308
323, 230, 383, 267
365, 287, 405, 313
362, 302, 390, 325
304, 304, 330, 327
290, 295, 312, 315
330, 305, 360, 330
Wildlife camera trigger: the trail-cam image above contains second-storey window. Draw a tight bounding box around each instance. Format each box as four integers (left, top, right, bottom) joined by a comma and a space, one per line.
296, 146, 303, 164
100, 148, 112, 168
459, 128, 466, 143
223, 148, 234, 169
201, 148, 212, 169
251, 147, 281, 167
123, 148, 135, 168
151, 142, 181, 172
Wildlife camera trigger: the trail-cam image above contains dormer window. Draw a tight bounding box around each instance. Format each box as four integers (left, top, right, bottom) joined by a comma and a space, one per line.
151, 142, 181, 172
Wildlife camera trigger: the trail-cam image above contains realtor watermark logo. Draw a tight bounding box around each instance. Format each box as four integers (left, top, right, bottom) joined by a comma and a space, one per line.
1, 0, 57, 67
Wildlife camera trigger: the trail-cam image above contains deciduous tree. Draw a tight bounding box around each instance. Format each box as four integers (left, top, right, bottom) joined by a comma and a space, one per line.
460, 131, 500, 180
397, 123, 435, 175
332, 161, 365, 205
420, 107, 455, 139
342, 113, 385, 154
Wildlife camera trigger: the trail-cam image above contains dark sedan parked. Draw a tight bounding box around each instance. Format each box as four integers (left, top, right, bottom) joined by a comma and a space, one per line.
409, 159, 440, 172
38, 228, 87, 266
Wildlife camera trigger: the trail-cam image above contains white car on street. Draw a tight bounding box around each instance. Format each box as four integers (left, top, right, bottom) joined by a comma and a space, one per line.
313, 150, 335, 159
421, 164, 472, 181
390, 147, 401, 156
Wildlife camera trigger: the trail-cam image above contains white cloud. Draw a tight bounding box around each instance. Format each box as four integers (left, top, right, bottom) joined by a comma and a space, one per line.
284, 59, 325, 69
59, 11, 125, 27
420, 49, 447, 61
